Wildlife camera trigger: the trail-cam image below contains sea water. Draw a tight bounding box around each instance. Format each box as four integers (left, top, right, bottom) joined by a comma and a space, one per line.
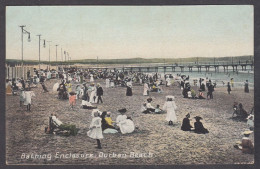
145, 66, 254, 88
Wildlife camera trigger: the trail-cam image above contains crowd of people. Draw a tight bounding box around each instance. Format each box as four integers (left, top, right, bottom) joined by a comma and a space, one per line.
6, 67, 254, 153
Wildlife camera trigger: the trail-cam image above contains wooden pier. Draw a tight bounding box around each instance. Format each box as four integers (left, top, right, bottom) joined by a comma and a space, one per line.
80, 60, 254, 73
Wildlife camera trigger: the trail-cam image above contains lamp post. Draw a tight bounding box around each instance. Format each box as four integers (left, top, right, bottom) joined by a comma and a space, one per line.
47, 41, 52, 71
19, 25, 31, 79
55, 44, 59, 70
36, 35, 46, 70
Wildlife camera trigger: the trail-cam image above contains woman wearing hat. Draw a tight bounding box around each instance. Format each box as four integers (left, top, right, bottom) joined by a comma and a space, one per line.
181, 113, 193, 131
89, 83, 97, 103
116, 108, 135, 134
126, 79, 133, 96
163, 96, 177, 125
194, 116, 209, 134
143, 82, 149, 96
234, 130, 254, 154
146, 98, 155, 113
90, 74, 94, 82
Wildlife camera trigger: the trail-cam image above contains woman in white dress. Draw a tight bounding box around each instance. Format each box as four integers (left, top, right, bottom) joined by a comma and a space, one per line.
105, 78, 110, 88
110, 79, 115, 88
163, 95, 177, 125
166, 76, 171, 87
87, 110, 103, 149
116, 108, 135, 134
90, 74, 94, 82
143, 82, 149, 96
89, 84, 97, 103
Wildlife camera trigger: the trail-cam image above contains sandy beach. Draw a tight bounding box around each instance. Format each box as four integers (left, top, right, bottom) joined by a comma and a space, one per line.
6, 78, 254, 165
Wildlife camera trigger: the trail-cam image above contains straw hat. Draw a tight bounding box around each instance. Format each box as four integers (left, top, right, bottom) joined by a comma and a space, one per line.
166, 95, 175, 100
242, 130, 253, 135
194, 116, 203, 120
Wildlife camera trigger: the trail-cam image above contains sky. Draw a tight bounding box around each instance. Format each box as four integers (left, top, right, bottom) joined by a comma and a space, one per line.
6, 6, 253, 61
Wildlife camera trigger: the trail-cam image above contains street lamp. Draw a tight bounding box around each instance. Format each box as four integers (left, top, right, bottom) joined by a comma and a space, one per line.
55, 44, 59, 70
47, 41, 52, 71
19, 25, 31, 79
36, 34, 46, 70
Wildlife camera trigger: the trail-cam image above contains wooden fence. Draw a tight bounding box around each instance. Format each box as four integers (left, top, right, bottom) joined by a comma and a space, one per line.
5, 64, 34, 80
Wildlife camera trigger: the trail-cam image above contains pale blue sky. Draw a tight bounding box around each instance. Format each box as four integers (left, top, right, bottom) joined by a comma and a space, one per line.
6, 6, 253, 61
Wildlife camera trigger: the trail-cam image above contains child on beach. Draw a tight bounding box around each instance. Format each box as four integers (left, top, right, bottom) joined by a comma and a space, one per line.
69, 92, 76, 109
24, 88, 35, 111
87, 111, 103, 149
155, 105, 163, 114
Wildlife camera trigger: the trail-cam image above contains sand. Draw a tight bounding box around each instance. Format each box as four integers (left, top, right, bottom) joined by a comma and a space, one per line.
5, 78, 254, 165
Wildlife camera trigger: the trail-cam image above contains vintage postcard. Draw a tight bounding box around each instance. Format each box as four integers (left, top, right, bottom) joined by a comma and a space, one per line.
5, 5, 254, 165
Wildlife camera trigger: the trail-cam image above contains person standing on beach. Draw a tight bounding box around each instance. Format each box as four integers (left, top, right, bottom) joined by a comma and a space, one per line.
96, 83, 103, 104
126, 79, 133, 96
24, 88, 35, 111
163, 96, 177, 125
143, 82, 149, 96
90, 74, 94, 82
87, 111, 103, 149
89, 83, 97, 103
230, 78, 234, 87
227, 82, 232, 94
19, 88, 25, 107
207, 83, 214, 99
244, 80, 249, 93
105, 78, 110, 88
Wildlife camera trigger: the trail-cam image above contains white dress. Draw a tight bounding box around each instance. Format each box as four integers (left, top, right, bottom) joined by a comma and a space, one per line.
110, 81, 115, 88
106, 79, 110, 88
166, 78, 171, 86
87, 117, 103, 139
147, 103, 155, 109
24, 91, 35, 105
90, 74, 94, 82
163, 101, 177, 122
143, 83, 149, 96
89, 86, 97, 103
116, 115, 135, 134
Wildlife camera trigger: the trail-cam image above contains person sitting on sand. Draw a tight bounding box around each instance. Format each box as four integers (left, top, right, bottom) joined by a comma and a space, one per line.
100, 111, 116, 131
181, 113, 193, 131
234, 130, 254, 154
198, 89, 205, 99
155, 105, 164, 114
194, 116, 209, 134
105, 112, 115, 127
81, 100, 97, 109
247, 114, 254, 131
116, 108, 135, 134
140, 102, 149, 114
103, 112, 118, 134
146, 98, 155, 113
47, 114, 78, 136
